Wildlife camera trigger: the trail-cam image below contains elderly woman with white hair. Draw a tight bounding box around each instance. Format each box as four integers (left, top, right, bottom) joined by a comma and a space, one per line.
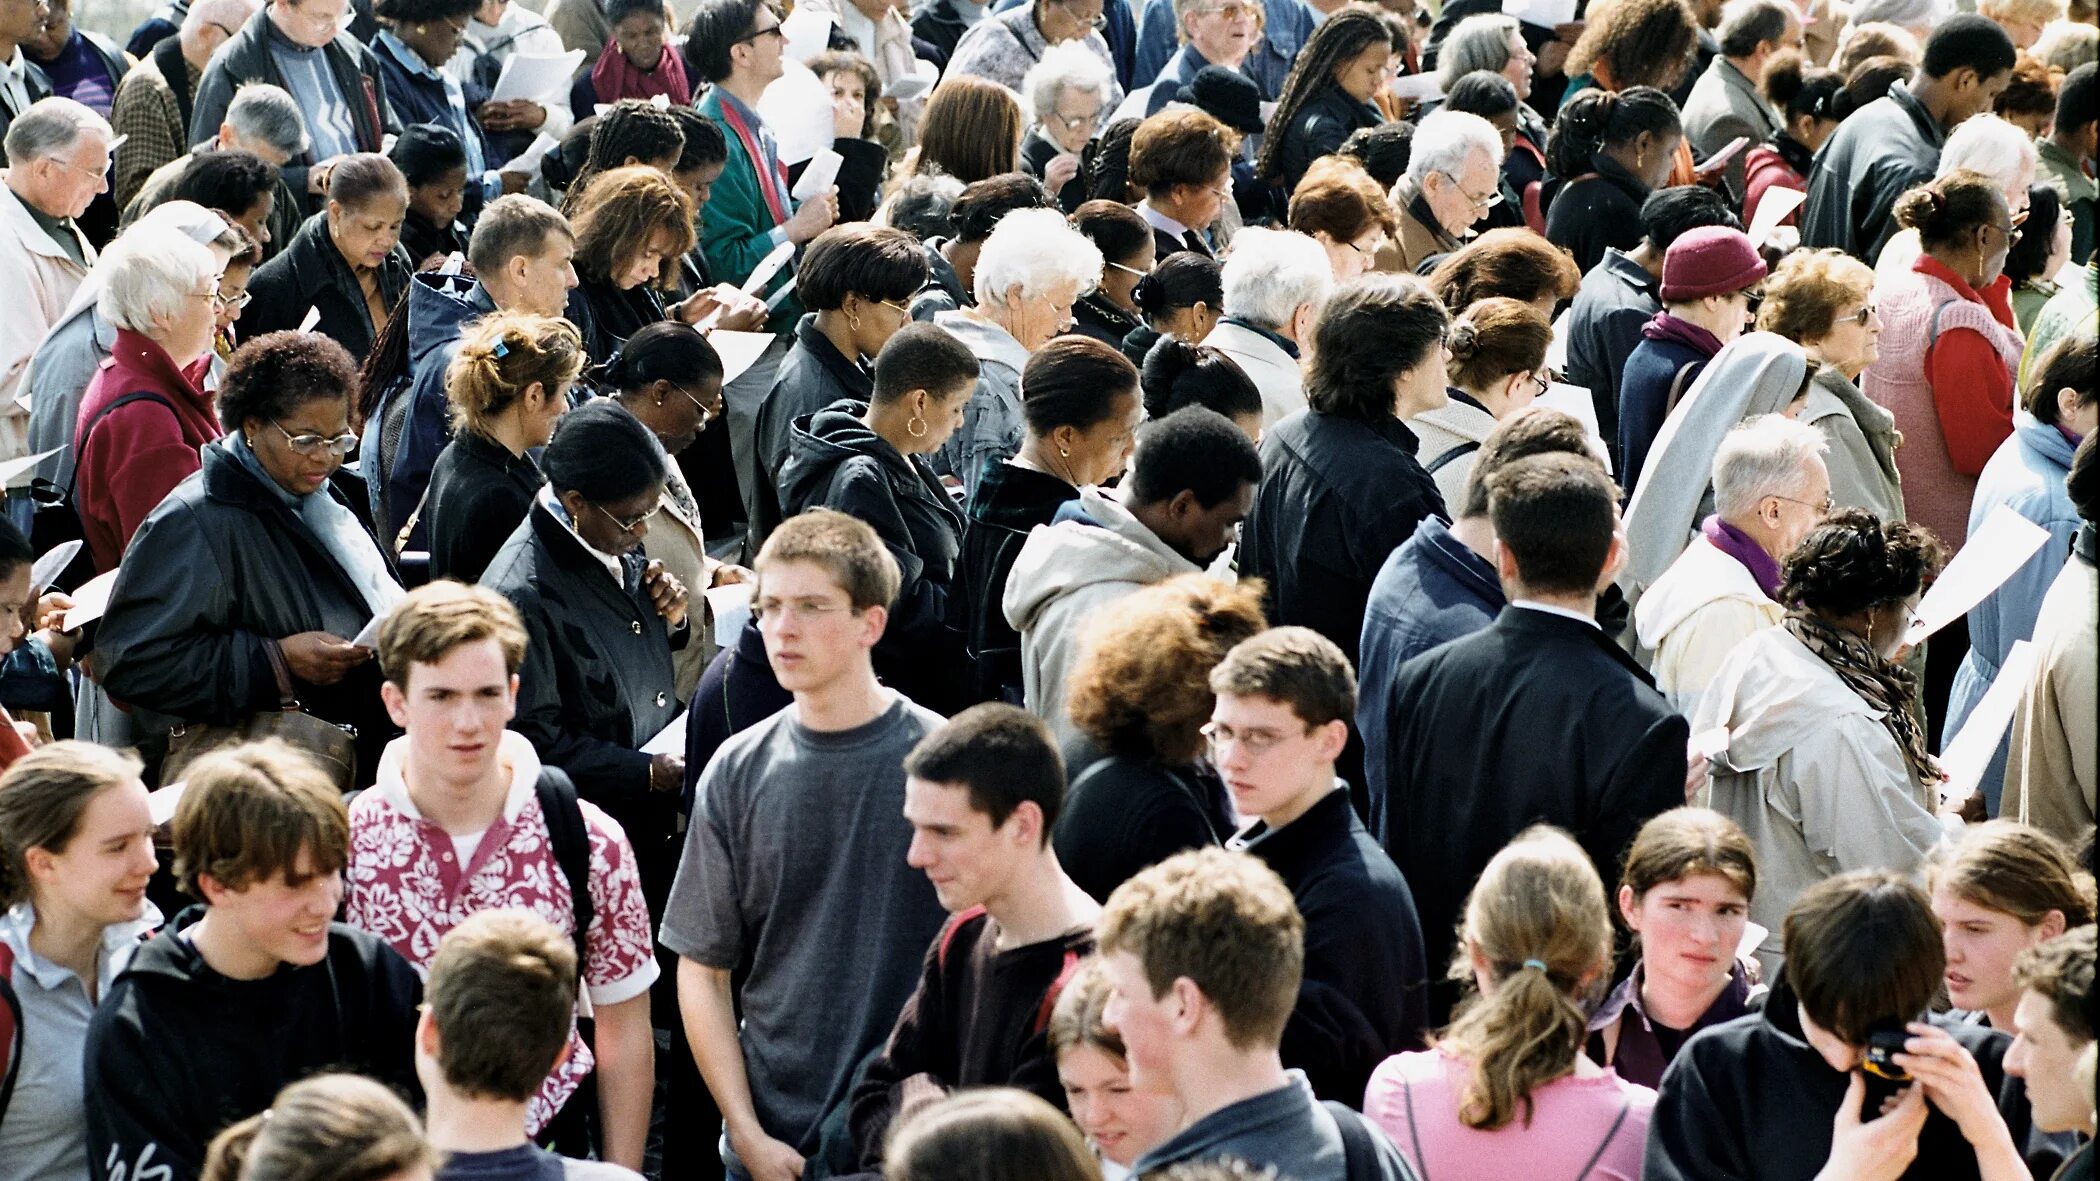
932, 207, 1102, 497
70, 228, 230, 576
1874, 113, 2039, 286
1021, 42, 1116, 212
1636, 414, 1833, 714
1201, 226, 1334, 430
1979, 0, 2066, 49
1438, 15, 1548, 212
1386, 109, 1506, 273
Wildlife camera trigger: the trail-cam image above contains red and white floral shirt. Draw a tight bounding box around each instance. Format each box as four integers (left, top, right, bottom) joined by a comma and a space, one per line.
344, 731, 660, 1131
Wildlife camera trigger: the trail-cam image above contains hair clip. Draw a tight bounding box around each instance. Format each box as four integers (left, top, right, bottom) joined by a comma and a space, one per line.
1521, 958, 1549, 972
492, 339, 511, 359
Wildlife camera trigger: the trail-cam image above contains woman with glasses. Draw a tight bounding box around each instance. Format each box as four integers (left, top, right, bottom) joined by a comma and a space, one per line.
1287, 156, 1397, 284
1758, 248, 1902, 523
479, 397, 689, 886
1413, 297, 1553, 509
96, 332, 406, 781
943, 0, 1121, 105
1021, 43, 1113, 212
1861, 168, 2025, 553
420, 312, 582, 583
211, 221, 262, 358
1127, 109, 1237, 262
603, 321, 749, 700
243, 153, 414, 365
1070, 199, 1154, 348
1256, 9, 1392, 194
750, 224, 927, 545
371, 0, 499, 230
1693, 509, 1948, 980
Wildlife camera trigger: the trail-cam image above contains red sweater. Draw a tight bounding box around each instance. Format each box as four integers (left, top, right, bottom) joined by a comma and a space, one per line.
72, 330, 218, 573
1917, 256, 2019, 477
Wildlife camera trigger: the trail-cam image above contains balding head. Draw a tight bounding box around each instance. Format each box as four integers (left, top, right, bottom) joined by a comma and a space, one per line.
181, 0, 259, 66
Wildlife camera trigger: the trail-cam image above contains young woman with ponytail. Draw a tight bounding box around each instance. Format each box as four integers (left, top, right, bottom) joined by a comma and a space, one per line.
199, 1074, 434, 1181
1542, 87, 1685, 275
418, 312, 584, 583
1412, 297, 1554, 507
1585, 808, 1763, 1090
1743, 50, 1847, 232
1364, 826, 1656, 1181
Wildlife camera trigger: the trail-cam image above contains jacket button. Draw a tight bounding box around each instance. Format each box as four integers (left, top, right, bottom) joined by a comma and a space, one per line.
654, 692, 667, 707
631, 620, 643, 634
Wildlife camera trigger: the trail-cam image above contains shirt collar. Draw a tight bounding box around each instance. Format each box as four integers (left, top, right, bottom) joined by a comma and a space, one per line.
1511, 599, 1600, 629
538, 484, 629, 584
370, 729, 546, 826
376, 29, 445, 79
0, 46, 24, 83
0, 900, 164, 992
1137, 200, 1191, 239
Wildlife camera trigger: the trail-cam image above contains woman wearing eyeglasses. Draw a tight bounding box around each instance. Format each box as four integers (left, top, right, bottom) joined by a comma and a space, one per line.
211, 222, 262, 359
604, 321, 751, 702
1021, 42, 1114, 212
1069, 199, 1154, 349
1758, 248, 1902, 524
96, 332, 406, 782
1412, 297, 1552, 510
420, 312, 582, 584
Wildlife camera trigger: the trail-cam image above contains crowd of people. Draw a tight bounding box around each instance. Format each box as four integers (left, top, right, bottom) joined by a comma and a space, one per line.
0, 0, 2092, 1176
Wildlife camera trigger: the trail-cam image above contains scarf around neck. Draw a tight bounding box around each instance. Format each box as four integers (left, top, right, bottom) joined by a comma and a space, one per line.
1701, 515, 1781, 598
1641, 311, 1724, 357
590, 38, 691, 106
1784, 609, 1938, 794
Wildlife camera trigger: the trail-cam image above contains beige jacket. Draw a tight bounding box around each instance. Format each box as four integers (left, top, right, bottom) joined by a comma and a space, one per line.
2007, 551, 2096, 845
1635, 534, 1785, 717
0, 179, 92, 462
640, 463, 727, 703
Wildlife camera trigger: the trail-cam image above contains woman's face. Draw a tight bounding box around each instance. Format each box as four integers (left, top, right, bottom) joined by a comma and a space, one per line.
564, 484, 663, 556
906, 385, 973, 455
1175, 168, 1232, 234
614, 10, 667, 68
1315, 227, 1383, 283
1057, 1044, 1183, 1168
1004, 279, 1083, 351
328, 192, 408, 270
1100, 243, 1154, 311
1864, 594, 1918, 661
1933, 884, 2060, 1021
635, 374, 722, 455
216, 261, 253, 333
824, 69, 868, 138
1622, 872, 1750, 1004
522, 379, 572, 449
1811, 295, 1881, 377
847, 291, 915, 360
410, 165, 469, 233
1974, 196, 2016, 287
247, 395, 354, 496
1161, 300, 1218, 343
231, 190, 274, 252
618, 226, 682, 290
1635, 130, 1681, 191
1390, 341, 1453, 419
1502, 29, 1536, 100
1334, 41, 1393, 102
1046, 83, 1105, 154
1792, 114, 1841, 153
1062, 388, 1145, 486
29, 779, 158, 931
159, 263, 226, 367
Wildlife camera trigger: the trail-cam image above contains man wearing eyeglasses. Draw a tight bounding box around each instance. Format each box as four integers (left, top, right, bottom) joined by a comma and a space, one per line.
1113, 0, 1257, 120
1210, 627, 1430, 1105
1387, 108, 1503, 273
0, 97, 109, 463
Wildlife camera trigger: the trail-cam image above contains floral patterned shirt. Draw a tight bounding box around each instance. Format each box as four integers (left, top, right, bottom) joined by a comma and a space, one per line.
344, 731, 660, 1131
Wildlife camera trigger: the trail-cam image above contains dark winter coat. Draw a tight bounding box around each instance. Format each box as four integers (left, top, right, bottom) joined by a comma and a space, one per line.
424, 429, 543, 584
957, 460, 1079, 705
243, 210, 412, 365
1054, 737, 1233, 903
751, 315, 875, 545
1269, 82, 1383, 192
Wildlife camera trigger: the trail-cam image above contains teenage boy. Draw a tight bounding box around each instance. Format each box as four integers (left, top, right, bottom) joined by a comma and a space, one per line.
1645, 870, 2033, 1181
420, 910, 642, 1181
344, 582, 660, 1169
83, 741, 423, 1181
847, 703, 1101, 1164
1210, 627, 1429, 1105
2005, 925, 2096, 1179
661, 508, 948, 1181
1098, 846, 1416, 1180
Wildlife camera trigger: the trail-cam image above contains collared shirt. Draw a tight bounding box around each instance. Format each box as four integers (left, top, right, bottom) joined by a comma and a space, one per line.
1511, 599, 1600, 630
0, 46, 32, 120
375, 29, 496, 200
538, 484, 629, 586
1137, 199, 1198, 247
0, 901, 163, 1181
343, 730, 661, 1132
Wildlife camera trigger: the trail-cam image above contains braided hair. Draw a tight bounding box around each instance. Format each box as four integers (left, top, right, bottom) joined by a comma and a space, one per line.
1257, 10, 1394, 182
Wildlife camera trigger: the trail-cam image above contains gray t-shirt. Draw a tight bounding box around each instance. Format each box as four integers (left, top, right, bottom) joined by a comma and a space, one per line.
659, 692, 948, 1157
1133, 1071, 1420, 1181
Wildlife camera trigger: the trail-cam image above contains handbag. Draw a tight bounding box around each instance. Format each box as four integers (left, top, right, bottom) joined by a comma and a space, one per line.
161, 639, 359, 791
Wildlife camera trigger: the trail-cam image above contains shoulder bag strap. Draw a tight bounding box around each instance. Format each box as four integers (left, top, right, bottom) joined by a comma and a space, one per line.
261, 636, 300, 710
68, 392, 180, 502
0, 942, 21, 1122
1323, 1099, 1389, 1181
1663, 361, 1701, 414
1426, 440, 1482, 476
534, 768, 595, 971
1570, 1092, 1635, 1180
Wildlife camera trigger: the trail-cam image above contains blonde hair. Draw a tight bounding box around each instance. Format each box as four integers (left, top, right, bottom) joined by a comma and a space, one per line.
1439, 826, 1613, 1130
199, 1074, 432, 1181
1930, 820, 2097, 928
444, 311, 584, 436
1757, 247, 1876, 344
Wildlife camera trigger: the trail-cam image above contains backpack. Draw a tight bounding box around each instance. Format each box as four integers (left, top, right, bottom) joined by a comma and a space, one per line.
0, 941, 20, 1121
1325, 1100, 1388, 1181
935, 905, 1082, 1035
534, 768, 595, 971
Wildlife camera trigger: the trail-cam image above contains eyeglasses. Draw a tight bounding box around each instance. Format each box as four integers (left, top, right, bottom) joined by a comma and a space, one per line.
873, 297, 912, 317
1192, 0, 1257, 17
734, 21, 785, 44
1840, 303, 1876, 327
50, 133, 123, 181
1770, 492, 1835, 516
753, 596, 853, 623
1106, 259, 1150, 279
673, 385, 718, 430
271, 419, 359, 458
594, 501, 655, 533
1436, 170, 1502, 210
1054, 0, 1108, 30
216, 287, 254, 310
1200, 720, 1308, 756
1048, 109, 1101, 133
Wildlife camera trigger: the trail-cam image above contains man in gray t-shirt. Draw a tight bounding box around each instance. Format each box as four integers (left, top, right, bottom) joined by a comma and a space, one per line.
660, 509, 947, 1181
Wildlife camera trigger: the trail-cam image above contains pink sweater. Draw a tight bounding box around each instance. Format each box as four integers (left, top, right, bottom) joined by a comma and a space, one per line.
1363, 1048, 1657, 1181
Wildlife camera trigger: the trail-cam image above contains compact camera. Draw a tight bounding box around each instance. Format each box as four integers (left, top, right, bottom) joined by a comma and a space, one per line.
1862, 1022, 1913, 1083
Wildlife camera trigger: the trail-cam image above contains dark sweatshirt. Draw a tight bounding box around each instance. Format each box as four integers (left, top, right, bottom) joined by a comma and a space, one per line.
83, 905, 424, 1181
847, 909, 1093, 1166
1054, 738, 1233, 904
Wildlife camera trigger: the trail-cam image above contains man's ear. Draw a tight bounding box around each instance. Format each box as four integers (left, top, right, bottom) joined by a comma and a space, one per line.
381, 679, 411, 730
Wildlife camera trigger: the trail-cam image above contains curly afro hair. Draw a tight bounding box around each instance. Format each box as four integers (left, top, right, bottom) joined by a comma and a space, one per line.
1064, 573, 1267, 764
217, 331, 361, 432
1778, 508, 1947, 619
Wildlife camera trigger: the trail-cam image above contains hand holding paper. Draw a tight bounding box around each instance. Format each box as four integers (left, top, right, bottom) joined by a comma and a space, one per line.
792, 148, 843, 203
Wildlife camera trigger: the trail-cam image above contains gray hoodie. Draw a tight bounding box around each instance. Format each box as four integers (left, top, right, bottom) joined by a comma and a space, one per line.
931, 310, 1031, 501
1002, 485, 1199, 746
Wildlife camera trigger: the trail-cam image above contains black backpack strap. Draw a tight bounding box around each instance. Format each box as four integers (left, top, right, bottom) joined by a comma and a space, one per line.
0, 942, 21, 1122
1425, 440, 1482, 476
1324, 1100, 1388, 1181
1570, 1091, 1634, 1180
534, 768, 595, 972
70, 391, 180, 500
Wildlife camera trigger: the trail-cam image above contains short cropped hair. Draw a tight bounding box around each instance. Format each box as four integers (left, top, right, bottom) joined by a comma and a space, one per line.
467, 194, 571, 276
1487, 452, 1618, 595
1208, 627, 1356, 728
1718, 0, 1791, 57
972, 207, 1101, 306
1757, 247, 1875, 344
425, 910, 578, 1101
951, 173, 1055, 243
2055, 61, 2097, 132
1406, 109, 1504, 185
97, 230, 220, 337
1128, 108, 1236, 199
225, 83, 310, 160
2013, 925, 2097, 1045
1123, 405, 1263, 510
1219, 226, 1332, 331
1096, 847, 1304, 1051
377, 582, 531, 686
1784, 870, 1944, 1046
1711, 414, 1827, 519
1427, 229, 1582, 311
2022, 329, 2096, 425
172, 740, 348, 899
1640, 185, 1743, 250
754, 508, 902, 612
798, 224, 928, 311
4, 96, 109, 165
1288, 157, 1398, 245
1459, 407, 1599, 518
685, 0, 774, 82
1023, 40, 1115, 125
872, 322, 980, 406
217, 331, 359, 431
1920, 12, 2017, 80
902, 703, 1066, 841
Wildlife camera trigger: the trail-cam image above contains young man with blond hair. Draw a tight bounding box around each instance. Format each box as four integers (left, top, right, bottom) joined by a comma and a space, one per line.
343, 581, 659, 1168
84, 741, 423, 1181
661, 509, 947, 1181
1097, 846, 1415, 1180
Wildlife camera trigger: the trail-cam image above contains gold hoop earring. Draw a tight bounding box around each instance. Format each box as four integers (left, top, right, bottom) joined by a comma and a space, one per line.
907, 412, 927, 438
848, 313, 863, 331
1059, 446, 1069, 458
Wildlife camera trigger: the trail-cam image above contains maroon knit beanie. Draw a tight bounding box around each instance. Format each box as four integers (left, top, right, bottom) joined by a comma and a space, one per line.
1660, 226, 1768, 302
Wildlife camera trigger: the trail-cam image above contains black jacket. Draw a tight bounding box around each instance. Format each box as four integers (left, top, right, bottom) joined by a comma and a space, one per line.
83, 906, 423, 1181
1071, 293, 1141, 350
188, 6, 396, 202
1020, 127, 1088, 212
778, 400, 969, 711
571, 278, 667, 364
1239, 409, 1449, 669
424, 429, 542, 584
0, 60, 51, 165
1234, 789, 1430, 1106
957, 459, 1078, 704
681, 617, 791, 808
751, 317, 875, 545
1120, 323, 1163, 370
95, 438, 399, 777
1543, 151, 1651, 278
1271, 82, 1383, 191
1562, 248, 1659, 470
1644, 977, 2034, 1181
1374, 607, 1687, 1022
1800, 80, 1946, 261
1054, 738, 1232, 904
244, 210, 413, 364
911, 0, 972, 68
